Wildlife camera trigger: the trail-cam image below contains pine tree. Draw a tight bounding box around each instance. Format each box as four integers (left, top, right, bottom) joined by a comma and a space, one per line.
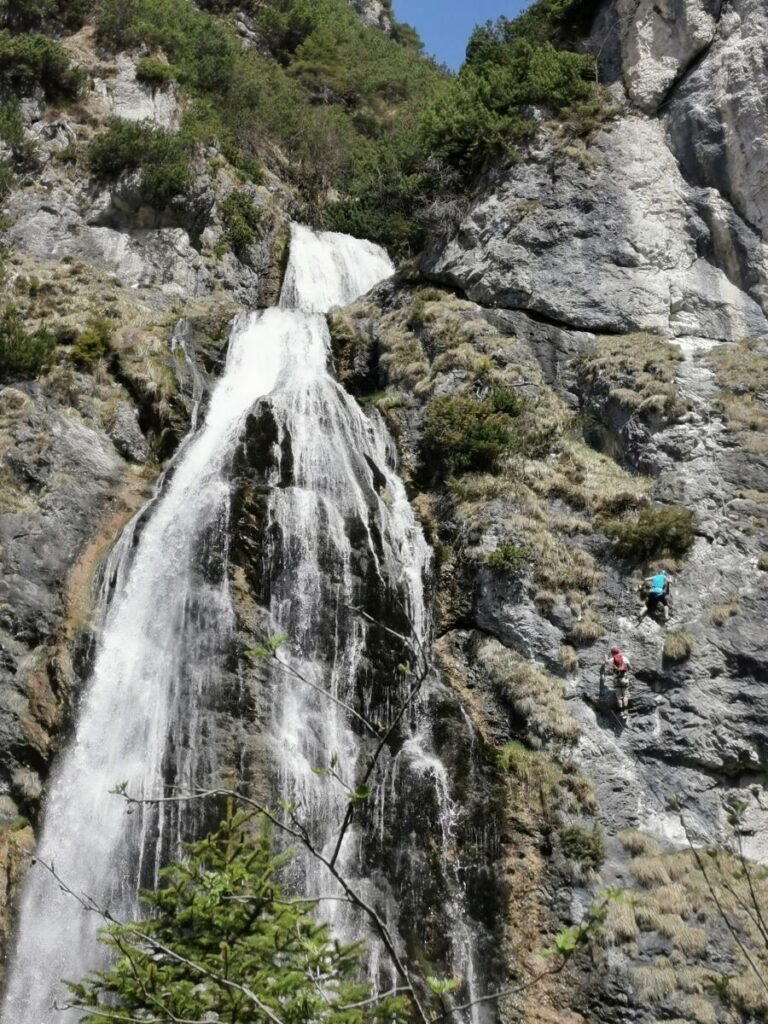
67, 813, 408, 1024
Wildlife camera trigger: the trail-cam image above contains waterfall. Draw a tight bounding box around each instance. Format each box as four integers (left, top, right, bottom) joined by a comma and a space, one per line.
2, 225, 494, 1023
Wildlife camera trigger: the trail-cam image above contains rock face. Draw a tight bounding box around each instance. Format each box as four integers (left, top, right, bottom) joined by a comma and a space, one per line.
424, 115, 768, 340
613, 0, 722, 112
664, 0, 768, 239
348, 0, 392, 31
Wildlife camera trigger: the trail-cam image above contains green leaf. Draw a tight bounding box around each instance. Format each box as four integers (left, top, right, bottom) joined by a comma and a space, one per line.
347, 785, 371, 805
426, 975, 459, 995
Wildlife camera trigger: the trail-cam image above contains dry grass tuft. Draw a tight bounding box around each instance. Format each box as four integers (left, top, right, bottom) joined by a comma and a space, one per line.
630, 856, 673, 888
706, 340, 768, 452
663, 631, 695, 662
758, 552, 768, 571
479, 637, 580, 745
580, 333, 687, 421
568, 609, 603, 646
611, 843, 768, 1021
677, 995, 718, 1024
630, 960, 678, 1001
558, 644, 580, 673
619, 829, 663, 858
710, 598, 740, 625
606, 897, 639, 942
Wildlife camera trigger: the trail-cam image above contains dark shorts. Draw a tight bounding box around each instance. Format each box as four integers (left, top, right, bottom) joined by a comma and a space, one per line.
648, 592, 668, 610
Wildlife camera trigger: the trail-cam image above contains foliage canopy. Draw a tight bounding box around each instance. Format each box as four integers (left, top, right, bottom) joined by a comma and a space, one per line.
68, 812, 408, 1024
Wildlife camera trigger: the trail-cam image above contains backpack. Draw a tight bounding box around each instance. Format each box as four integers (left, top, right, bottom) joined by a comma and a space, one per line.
649, 573, 667, 596
612, 652, 627, 673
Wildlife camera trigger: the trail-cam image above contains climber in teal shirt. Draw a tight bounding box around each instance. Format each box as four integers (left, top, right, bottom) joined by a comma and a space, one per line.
643, 569, 672, 622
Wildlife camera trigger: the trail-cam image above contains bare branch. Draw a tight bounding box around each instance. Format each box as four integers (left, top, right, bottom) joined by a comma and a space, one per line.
270, 652, 381, 738
678, 812, 768, 1000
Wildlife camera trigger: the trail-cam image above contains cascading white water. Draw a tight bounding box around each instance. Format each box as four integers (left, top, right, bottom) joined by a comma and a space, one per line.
3, 224, 490, 1024
1, 226, 392, 1023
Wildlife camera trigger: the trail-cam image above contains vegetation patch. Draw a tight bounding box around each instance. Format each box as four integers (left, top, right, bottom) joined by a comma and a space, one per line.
0, 29, 84, 99
423, 390, 526, 475
485, 540, 531, 574
663, 631, 694, 663
578, 332, 686, 421
479, 636, 580, 746
220, 191, 264, 259
558, 823, 605, 873
88, 119, 194, 206
0, 306, 55, 381
705, 340, 768, 454
710, 598, 740, 626
603, 504, 697, 564
568, 609, 603, 646
607, 838, 768, 1023
69, 317, 113, 370
135, 56, 178, 88
421, 9, 602, 175
497, 740, 595, 817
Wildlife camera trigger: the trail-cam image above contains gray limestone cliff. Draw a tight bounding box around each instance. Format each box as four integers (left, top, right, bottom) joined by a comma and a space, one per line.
330, 1, 768, 1019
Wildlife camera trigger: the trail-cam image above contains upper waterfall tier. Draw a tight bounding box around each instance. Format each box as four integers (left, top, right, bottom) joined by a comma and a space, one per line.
280, 224, 394, 313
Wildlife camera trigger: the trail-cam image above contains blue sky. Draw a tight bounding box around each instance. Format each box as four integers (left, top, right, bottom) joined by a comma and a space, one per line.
391, 1, 532, 70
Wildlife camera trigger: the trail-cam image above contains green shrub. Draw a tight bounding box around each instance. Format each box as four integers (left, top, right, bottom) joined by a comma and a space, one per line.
423, 394, 516, 474
70, 317, 113, 369
94, 0, 444, 251
88, 119, 193, 206
487, 383, 527, 416
0, 100, 25, 152
0, 306, 55, 380
220, 190, 263, 259
420, 38, 597, 173
0, 30, 84, 99
559, 823, 605, 872
0, 0, 91, 30
0, 163, 14, 199
135, 57, 178, 88
486, 541, 531, 574
604, 505, 696, 563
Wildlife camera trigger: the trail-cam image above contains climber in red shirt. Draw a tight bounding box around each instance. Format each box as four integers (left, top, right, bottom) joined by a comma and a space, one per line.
604, 645, 632, 718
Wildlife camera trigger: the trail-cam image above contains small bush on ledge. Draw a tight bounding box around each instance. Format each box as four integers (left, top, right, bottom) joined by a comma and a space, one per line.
135, 57, 178, 89
604, 504, 696, 564
220, 191, 264, 259
558, 823, 605, 873
0, 30, 84, 99
0, 306, 55, 381
485, 541, 531, 574
423, 386, 530, 475
88, 119, 193, 206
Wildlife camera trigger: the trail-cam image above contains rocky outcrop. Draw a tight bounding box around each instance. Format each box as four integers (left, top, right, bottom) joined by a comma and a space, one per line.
423, 116, 768, 340
610, 0, 722, 112
348, 0, 392, 31
664, 0, 768, 240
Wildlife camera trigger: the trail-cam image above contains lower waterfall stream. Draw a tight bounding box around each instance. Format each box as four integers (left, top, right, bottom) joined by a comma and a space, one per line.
2, 226, 496, 1023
